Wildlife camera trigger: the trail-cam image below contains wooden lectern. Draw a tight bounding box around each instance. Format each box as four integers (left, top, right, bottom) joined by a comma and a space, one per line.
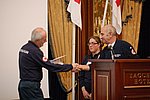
90, 59, 150, 100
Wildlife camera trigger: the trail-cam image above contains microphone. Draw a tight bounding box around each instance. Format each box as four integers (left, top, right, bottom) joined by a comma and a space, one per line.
108, 45, 115, 61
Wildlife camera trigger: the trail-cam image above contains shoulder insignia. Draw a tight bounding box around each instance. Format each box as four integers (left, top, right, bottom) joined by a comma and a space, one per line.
42, 57, 48, 62
130, 47, 136, 54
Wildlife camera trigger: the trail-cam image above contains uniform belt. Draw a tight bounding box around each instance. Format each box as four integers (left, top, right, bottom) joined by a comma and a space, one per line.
21, 79, 40, 82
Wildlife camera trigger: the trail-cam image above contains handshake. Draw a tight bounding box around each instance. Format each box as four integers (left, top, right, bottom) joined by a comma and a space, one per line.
71, 63, 90, 72
49, 55, 90, 72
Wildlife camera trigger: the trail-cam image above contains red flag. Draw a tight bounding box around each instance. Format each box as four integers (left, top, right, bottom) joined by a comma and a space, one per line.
111, 0, 122, 34
67, 0, 82, 29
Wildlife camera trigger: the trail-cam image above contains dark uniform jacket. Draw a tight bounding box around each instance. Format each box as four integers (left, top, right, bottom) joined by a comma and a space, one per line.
79, 52, 101, 93
100, 39, 139, 59
19, 41, 72, 82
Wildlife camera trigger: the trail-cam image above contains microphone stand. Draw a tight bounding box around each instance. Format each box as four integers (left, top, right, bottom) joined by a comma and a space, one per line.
110, 50, 114, 61
108, 45, 115, 62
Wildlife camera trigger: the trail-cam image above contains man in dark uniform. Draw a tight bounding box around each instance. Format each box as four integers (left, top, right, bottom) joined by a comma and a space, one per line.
18, 27, 89, 100
100, 24, 139, 59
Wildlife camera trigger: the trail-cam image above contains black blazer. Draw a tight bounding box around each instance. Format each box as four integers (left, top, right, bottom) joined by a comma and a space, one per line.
100, 39, 139, 59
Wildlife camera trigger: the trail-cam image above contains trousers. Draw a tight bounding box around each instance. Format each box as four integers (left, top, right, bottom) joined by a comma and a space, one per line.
18, 80, 44, 100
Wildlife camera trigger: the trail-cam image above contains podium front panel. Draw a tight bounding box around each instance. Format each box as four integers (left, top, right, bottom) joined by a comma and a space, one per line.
90, 59, 150, 100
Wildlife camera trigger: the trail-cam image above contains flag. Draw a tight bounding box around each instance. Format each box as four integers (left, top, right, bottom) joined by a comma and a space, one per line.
67, 0, 82, 29
111, 0, 122, 34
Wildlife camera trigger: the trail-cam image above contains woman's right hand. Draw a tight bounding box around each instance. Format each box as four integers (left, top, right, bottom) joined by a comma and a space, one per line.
82, 86, 91, 99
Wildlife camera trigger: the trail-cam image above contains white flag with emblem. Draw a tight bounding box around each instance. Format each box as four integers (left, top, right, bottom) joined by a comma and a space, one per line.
111, 0, 122, 34
67, 0, 82, 29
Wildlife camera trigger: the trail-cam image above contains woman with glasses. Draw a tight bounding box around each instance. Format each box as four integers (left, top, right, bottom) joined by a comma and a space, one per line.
79, 36, 103, 100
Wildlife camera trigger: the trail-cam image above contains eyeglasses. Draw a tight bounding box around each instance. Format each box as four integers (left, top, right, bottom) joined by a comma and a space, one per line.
87, 42, 98, 46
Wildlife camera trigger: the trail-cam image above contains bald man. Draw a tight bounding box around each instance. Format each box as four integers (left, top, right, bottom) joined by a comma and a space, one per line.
100, 24, 139, 59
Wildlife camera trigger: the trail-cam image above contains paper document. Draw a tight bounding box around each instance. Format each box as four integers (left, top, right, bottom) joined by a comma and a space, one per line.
49, 55, 66, 65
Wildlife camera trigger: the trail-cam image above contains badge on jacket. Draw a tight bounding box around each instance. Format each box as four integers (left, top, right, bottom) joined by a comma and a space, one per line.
42, 57, 48, 62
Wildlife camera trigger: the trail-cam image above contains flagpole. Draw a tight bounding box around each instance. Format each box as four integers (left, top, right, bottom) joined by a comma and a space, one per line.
72, 23, 76, 100
102, 0, 109, 27
67, 0, 81, 99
